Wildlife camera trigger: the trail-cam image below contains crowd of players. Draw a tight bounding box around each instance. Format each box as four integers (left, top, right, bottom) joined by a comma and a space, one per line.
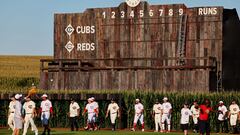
7, 93, 240, 135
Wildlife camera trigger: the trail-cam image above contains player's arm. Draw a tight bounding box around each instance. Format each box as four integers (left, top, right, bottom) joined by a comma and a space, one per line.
117, 108, 120, 118
82, 107, 87, 116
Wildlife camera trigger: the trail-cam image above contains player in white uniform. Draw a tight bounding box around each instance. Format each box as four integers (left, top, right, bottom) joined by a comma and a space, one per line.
228, 100, 240, 134
40, 94, 53, 135
22, 97, 38, 135
131, 99, 144, 132
190, 100, 200, 133
82, 98, 97, 131
216, 101, 229, 133
91, 97, 99, 130
161, 97, 172, 133
152, 99, 162, 132
180, 103, 192, 135
13, 94, 23, 135
105, 99, 120, 131
68, 98, 80, 131
8, 95, 16, 131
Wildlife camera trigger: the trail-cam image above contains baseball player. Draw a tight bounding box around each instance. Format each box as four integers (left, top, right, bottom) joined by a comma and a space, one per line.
82, 98, 98, 131
8, 95, 16, 131
131, 99, 144, 132
68, 98, 80, 131
105, 99, 120, 131
228, 100, 240, 134
91, 97, 99, 130
152, 99, 162, 132
180, 103, 192, 135
161, 97, 172, 133
216, 101, 228, 133
22, 97, 38, 135
190, 100, 200, 133
40, 94, 53, 135
13, 94, 23, 135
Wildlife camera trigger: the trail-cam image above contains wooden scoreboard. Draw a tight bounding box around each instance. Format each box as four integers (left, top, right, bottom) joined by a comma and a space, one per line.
40, 1, 240, 91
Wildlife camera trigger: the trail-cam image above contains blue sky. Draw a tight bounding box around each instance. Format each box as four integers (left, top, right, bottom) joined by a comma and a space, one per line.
0, 0, 239, 56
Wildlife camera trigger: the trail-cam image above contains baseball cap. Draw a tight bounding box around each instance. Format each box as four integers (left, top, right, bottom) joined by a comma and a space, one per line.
219, 101, 224, 104
91, 97, 95, 101
163, 97, 168, 101
135, 99, 140, 102
15, 94, 22, 100
41, 94, 48, 98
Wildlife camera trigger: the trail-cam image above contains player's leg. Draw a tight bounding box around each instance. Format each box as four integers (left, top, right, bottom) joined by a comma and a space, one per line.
8, 114, 14, 131
110, 113, 117, 131
139, 114, 144, 131
223, 119, 229, 133
206, 121, 210, 135
216, 119, 220, 133
154, 114, 158, 132
166, 114, 171, 132
29, 117, 38, 135
73, 116, 79, 131
161, 114, 166, 132
70, 117, 74, 131
23, 116, 30, 135
193, 117, 199, 133
132, 114, 138, 131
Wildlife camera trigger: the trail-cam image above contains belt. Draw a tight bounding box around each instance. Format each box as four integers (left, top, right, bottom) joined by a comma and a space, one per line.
26, 113, 32, 114
155, 113, 161, 114
231, 113, 238, 115
111, 112, 117, 114
42, 111, 49, 112
11, 112, 14, 113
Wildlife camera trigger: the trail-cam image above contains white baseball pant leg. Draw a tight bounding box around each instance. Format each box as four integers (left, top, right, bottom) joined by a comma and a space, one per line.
8, 113, 14, 131
230, 114, 238, 126
110, 113, 117, 124
155, 114, 161, 131
161, 114, 171, 131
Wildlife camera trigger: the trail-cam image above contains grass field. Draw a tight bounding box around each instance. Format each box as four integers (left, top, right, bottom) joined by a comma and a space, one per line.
0, 128, 229, 135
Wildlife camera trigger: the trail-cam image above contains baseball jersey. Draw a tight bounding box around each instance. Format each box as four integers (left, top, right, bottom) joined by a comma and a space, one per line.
69, 102, 80, 117
180, 108, 192, 124
190, 105, 200, 115
229, 104, 240, 114
41, 99, 52, 112
93, 101, 99, 108
107, 103, 119, 114
85, 102, 96, 113
14, 100, 22, 118
135, 103, 144, 114
218, 105, 227, 120
153, 103, 162, 114
23, 101, 36, 114
9, 101, 16, 113
162, 102, 172, 114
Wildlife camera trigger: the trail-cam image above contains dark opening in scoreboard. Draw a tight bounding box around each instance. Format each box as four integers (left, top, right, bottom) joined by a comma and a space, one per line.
40, 1, 240, 92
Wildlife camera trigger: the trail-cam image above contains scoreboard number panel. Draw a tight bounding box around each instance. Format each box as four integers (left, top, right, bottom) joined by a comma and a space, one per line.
102, 8, 186, 19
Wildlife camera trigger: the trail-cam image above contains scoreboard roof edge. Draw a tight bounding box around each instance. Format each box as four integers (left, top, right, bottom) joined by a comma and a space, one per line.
53, 1, 224, 15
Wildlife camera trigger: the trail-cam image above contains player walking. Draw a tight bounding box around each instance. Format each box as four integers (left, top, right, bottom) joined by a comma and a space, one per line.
199, 99, 212, 135
161, 97, 172, 133
91, 97, 99, 130
152, 99, 162, 132
68, 98, 80, 131
40, 94, 53, 135
22, 97, 38, 135
190, 100, 200, 133
82, 98, 98, 131
8, 95, 16, 131
105, 99, 120, 131
13, 94, 23, 135
180, 103, 192, 135
131, 99, 144, 132
228, 100, 240, 134
216, 101, 228, 133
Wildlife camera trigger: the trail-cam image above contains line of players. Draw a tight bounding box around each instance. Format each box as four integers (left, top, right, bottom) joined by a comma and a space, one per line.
8, 94, 240, 135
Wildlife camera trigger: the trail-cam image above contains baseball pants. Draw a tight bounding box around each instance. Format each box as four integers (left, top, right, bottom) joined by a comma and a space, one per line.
41, 112, 50, 125
154, 114, 162, 131
8, 113, 14, 130
88, 113, 96, 123
230, 114, 238, 126
192, 115, 199, 124
134, 113, 144, 124
161, 113, 171, 131
23, 114, 38, 135
110, 113, 117, 124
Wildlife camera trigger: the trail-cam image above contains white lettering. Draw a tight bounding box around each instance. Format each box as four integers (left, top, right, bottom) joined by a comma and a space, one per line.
77, 43, 95, 51
198, 8, 218, 15
76, 26, 95, 34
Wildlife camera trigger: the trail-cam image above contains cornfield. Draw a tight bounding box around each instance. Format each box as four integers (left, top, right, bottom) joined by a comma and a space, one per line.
0, 91, 240, 131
